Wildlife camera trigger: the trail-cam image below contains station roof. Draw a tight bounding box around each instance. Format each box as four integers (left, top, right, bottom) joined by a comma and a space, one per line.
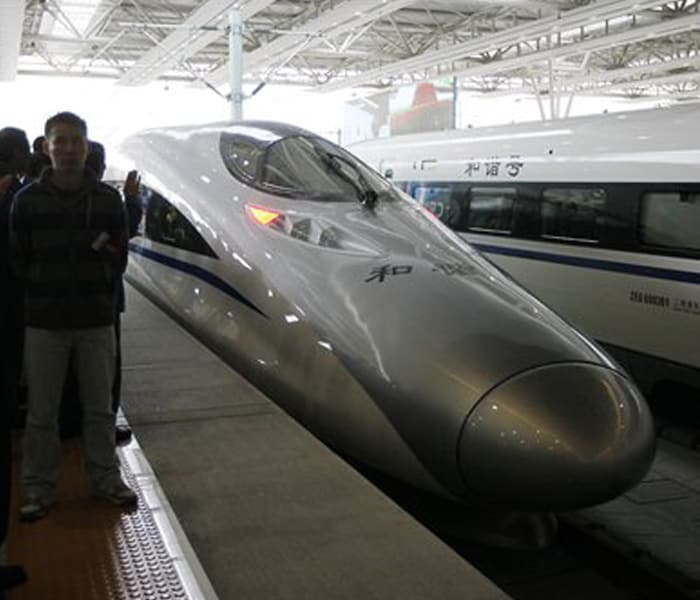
3, 0, 700, 102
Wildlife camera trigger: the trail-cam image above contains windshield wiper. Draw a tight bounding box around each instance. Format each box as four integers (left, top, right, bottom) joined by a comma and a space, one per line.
319, 150, 378, 210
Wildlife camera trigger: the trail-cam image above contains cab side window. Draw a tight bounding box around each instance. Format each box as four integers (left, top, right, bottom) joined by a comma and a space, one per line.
640, 191, 700, 252
143, 187, 217, 258
220, 136, 262, 181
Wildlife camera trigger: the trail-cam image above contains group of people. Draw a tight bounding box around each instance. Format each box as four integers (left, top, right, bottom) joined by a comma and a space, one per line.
0, 111, 143, 595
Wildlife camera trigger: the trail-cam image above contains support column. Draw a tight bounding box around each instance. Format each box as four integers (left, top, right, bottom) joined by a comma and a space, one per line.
547, 58, 556, 119
451, 76, 459, 129
229, 9, 243, 120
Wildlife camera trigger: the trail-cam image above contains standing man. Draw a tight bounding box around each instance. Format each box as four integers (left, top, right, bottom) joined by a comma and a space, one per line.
59, 140, 141, 443
10, 112, 137, 521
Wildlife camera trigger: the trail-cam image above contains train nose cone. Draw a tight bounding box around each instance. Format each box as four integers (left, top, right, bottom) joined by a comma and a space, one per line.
459, 363, 655, 511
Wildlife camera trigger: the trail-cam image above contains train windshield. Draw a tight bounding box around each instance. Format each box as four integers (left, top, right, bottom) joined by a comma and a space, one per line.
221, 130, 395, 203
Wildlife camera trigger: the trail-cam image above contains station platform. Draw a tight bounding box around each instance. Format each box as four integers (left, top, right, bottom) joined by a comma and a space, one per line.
6, 284, 510, 599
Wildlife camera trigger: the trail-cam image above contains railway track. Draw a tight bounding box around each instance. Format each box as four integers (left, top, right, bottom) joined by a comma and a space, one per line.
448, 521, 690, 600
344, 430, 700, 600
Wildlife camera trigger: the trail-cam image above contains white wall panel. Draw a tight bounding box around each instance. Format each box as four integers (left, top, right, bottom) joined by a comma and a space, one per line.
0, 0, 25, 81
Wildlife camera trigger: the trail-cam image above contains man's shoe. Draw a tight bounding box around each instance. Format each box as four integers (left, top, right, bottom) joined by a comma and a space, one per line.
94, 480, 138, 507
0, 565, 28, 590
19, 496, 55, 523
115, 425, 133, 445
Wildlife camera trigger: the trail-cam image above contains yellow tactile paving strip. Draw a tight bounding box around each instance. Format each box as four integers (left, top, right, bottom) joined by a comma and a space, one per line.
7, 435, 188, 600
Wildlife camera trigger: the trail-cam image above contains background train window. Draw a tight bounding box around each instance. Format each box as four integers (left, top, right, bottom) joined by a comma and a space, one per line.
511, 186, 542, 237
467, 187, 516, 233
143, 188, 217, 258
411, 184, 462, 228
541, 187, 606, 242
640, 192, 700, 251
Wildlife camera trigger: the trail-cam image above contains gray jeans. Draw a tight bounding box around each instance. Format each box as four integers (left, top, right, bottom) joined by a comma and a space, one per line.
23, 326, 120, 499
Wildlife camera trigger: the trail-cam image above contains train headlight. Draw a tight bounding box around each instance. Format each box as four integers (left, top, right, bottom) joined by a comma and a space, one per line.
248, 205, 282, 226
245, 203, 381, 256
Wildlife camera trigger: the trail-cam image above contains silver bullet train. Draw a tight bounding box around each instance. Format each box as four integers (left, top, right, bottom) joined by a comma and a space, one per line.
114, 120, 654, 516
350, 104, 700, 413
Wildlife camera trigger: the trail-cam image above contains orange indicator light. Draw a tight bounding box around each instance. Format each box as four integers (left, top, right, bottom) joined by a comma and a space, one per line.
248, 205, 281, 225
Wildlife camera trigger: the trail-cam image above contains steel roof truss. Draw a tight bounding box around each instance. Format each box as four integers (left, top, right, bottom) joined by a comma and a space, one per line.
317, 0, 677, 91
119, 0, 276, 86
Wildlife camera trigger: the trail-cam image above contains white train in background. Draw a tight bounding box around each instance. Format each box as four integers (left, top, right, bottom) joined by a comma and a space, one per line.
350, 103, 700, 412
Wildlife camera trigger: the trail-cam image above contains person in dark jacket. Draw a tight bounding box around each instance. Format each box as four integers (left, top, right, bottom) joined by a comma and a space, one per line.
0, 126, 30, 594
10, 112, 137, 522
25, 136, 51, 181
92, 144, 142, 444
0, 127, 29, 417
